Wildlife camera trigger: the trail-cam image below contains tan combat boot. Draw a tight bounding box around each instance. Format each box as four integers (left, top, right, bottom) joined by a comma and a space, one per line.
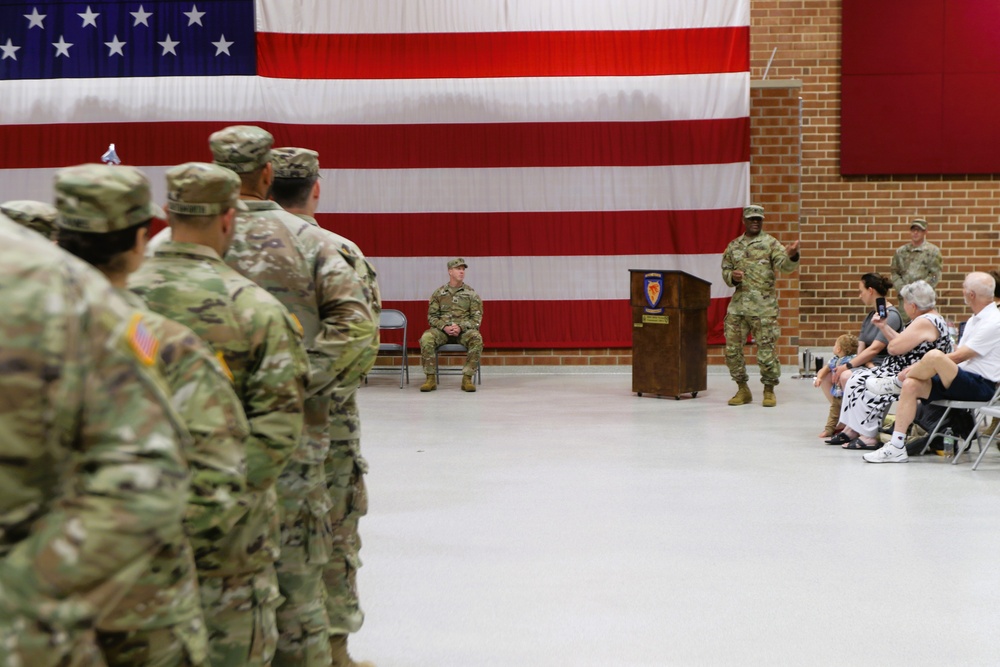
330, 634, 375, 667
419, 375, 437, 392
461, 374, 476, 392
762, 385, 777, 407
728, 382, 752, 406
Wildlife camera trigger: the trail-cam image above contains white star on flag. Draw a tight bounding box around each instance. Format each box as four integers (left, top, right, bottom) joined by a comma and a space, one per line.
158, 34, 180, 56
52, 36, 73, 57
105, 35, 126, 56
184, 4, 206, 26
212, 34, 233, 56
131, 6, 153, 27
78, 6, 100, 28
24, 7, 46, 29
1, 38, 20, 61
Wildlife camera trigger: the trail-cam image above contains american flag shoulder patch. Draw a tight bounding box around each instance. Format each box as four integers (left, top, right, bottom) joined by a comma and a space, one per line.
126, 312, 159, 366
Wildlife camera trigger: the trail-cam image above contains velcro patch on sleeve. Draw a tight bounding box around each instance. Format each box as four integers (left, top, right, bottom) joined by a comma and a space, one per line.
127, 313, 159, 366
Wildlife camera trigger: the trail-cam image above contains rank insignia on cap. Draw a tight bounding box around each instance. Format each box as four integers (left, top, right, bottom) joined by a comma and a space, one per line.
215, 351, 235, 383
127, 313, 159, 366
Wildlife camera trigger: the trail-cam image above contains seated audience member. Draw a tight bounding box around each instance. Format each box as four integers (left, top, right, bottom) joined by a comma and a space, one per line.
813, 332, 858, 437
829, 273, 903, 395
828, 280, 951, 449
863, 272, 1000, 463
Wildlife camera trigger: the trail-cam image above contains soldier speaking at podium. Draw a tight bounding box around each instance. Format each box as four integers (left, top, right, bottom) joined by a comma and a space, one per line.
721, 205, 800, 407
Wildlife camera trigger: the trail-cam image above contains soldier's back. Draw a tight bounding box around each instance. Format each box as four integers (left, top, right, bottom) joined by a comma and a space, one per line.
0, 215, 190, 666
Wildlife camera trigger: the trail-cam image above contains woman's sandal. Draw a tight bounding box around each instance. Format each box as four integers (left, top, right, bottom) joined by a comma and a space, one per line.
825, 432, 851, 446
843, 437, 879, 450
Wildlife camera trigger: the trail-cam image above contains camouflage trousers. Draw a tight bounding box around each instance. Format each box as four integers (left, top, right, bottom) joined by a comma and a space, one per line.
97, 619, 207, 667
419, 328, 483, 377
325, 391, 368, 635
273, 465, 334, 667
272, 394, 334, 666
198, 566, 281, 667
723, 313, 781, 386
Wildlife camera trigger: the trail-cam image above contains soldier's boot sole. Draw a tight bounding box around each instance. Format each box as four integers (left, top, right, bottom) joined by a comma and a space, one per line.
727, 383, 752, 406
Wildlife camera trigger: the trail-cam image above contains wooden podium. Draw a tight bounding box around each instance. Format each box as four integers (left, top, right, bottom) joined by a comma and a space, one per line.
629, 270, 710, 399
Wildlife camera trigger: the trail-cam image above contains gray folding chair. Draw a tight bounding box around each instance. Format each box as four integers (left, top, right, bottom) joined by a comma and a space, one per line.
435, 343, 481, 385
365, 309, 408, 388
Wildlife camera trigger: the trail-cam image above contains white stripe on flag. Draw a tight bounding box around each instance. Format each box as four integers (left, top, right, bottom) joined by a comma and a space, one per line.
1, 73, 749, 126
0, 163, 748, 216
369, 254, 728, 301
257, 0, 749, 34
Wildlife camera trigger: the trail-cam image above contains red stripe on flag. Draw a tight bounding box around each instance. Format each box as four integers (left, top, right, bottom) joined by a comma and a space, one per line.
383, 299, 729, 348
0, 118, 748, 170
319, 210, 743, 257
257, 27, 750, 79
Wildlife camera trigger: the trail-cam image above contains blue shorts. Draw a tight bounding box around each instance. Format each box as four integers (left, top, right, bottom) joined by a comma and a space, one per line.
926, 368, 997, 403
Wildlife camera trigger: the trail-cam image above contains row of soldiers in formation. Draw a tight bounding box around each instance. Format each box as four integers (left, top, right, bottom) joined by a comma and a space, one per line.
0, 125, 380, 667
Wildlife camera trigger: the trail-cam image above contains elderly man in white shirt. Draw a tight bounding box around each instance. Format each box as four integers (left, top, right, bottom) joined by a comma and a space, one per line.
863, 271, 1000, 463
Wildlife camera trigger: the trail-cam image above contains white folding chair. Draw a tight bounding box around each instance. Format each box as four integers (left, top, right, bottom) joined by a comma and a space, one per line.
971, 405, 1000, 470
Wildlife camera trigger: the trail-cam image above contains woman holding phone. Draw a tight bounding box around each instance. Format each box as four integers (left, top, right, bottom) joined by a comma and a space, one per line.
819, 273, 902, 424
829, 280, 952, 449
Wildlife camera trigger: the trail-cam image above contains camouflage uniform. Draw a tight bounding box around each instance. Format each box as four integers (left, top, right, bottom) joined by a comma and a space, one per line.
0, 214, 191, 667
721, 206, 799, 387
420, 260, 484, 377
129, 162, 308, 667
213, 132, 376, 666
0, 200, 58, 240
891, 220, 942, 316
51, 164, 248, 667
271, 148, 382, 645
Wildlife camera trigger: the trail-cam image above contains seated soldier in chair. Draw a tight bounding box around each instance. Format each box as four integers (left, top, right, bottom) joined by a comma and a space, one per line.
419, 258, 483, 392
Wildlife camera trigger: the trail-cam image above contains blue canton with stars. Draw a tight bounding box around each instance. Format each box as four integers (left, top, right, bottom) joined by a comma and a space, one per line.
0, 1, 256, 80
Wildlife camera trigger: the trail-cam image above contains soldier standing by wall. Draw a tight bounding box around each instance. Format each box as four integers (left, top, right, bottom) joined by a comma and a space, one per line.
721, 205, 801, 407
890, 218, 942, 319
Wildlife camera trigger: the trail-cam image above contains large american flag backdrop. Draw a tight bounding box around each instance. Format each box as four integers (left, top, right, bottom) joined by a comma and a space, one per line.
0, 0, 749, 348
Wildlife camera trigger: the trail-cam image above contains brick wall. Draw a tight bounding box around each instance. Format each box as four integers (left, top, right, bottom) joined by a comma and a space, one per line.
752, 0, 1000, 351
397, 0, 1000, 370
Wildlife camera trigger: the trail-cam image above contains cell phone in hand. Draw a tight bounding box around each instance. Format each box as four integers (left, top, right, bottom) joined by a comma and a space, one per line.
876, 297, 887, 319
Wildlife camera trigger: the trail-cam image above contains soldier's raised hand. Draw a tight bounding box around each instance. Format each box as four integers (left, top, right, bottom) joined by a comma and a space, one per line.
785, 240, 801, 256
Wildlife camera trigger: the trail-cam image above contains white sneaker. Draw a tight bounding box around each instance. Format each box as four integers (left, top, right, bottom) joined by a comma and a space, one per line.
863, 443, 908, 463
866, 375, 902, 396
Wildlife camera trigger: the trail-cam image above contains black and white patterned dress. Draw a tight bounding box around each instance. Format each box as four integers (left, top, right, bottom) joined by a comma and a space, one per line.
839, 312, 953, 437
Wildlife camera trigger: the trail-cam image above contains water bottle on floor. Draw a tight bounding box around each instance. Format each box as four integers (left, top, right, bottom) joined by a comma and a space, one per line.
942, 427, 956, 458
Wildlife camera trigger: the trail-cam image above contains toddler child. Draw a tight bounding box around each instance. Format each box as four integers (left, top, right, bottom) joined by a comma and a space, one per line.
813, 332, 858, 437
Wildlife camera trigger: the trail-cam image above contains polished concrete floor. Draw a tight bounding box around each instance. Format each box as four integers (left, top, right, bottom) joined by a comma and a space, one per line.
352, 369, 1000, 666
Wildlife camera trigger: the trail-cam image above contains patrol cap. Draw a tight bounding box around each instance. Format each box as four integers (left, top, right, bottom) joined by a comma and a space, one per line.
165, 162, 249, 216
1, 200, 58, 239
54, 164, 164, 233
910, 218, 928, 231
273, 147, 320, 179
743, 205, 765, 220
448, 258, 468, 269
209, 125, 273, 174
